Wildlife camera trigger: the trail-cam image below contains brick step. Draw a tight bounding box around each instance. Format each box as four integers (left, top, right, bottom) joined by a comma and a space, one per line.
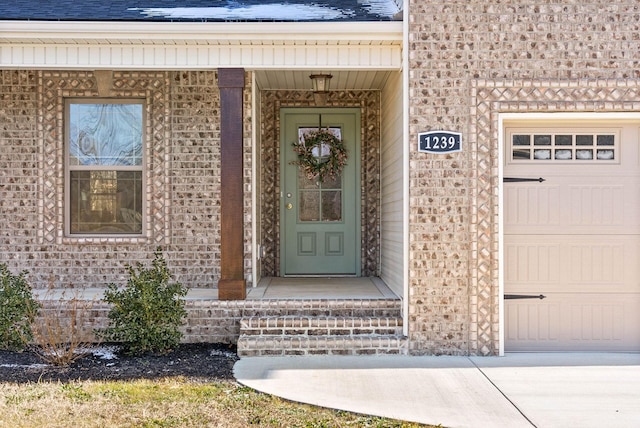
240, 298, 402, 318
237, 334, 408, 357
237, 314, 407, 357
240, 316, 403, 337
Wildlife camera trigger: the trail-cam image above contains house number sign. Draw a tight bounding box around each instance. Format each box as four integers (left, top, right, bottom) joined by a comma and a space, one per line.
418, 130, 462, 154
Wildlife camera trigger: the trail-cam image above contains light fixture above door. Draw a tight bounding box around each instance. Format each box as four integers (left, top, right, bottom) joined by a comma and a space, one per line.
310, 73, 332, 105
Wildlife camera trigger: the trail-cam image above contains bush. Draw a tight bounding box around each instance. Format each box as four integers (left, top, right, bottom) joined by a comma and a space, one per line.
31, 289, 101, 366
0, 264, 40, 351
98, 249, 187, 355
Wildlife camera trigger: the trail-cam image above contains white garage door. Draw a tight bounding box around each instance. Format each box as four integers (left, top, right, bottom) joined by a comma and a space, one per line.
504, 121, 640, 351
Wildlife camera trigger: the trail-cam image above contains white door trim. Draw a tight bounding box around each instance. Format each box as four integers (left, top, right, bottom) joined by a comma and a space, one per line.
401, 0, 410, 337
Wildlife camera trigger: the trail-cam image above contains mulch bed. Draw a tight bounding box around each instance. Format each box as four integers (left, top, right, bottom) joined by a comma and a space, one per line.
0, 343, 239, 384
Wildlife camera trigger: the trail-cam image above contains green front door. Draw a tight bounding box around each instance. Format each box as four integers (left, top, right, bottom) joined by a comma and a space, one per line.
280, 108, 361, 276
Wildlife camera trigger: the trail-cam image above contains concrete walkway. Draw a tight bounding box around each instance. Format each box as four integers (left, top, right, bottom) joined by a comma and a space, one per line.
234, 353, 640, 428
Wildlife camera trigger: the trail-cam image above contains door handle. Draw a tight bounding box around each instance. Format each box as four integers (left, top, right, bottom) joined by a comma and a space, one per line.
286, 203, 293, 210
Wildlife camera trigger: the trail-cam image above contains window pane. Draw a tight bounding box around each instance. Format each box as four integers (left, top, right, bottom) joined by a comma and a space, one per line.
597, 149, 614, 160
69, 103, 143, 166
533, 149, 551, 160
297, 169, 318, 189
512, 135, 530, 146
576, 149, 593, 160
512, 149, 530, 160
576, 135, 593, 146
299, 191, 320, 222
69, 171, 142, 234
321, 172, 341, 189
533, 135, 551, 145
597, 135, 615, 146
321, 191, 342, 221
555, 135, 572, 145
555, 149, 572, 160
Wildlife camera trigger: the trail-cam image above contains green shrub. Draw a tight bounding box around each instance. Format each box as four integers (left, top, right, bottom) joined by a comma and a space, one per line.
98, 249, 187, 355
0, 264, 40, 351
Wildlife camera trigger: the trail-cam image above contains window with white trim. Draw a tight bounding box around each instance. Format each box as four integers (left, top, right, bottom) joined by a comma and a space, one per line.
65, 99, 145, 235
506, 128, 619, 163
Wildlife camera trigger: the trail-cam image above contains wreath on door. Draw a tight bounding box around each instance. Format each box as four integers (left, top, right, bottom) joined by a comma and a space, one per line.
291, 128, 347, 182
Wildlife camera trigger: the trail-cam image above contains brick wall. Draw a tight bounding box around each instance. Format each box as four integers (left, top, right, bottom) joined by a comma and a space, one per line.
408, 0, 640, 355
0, 71, 39, 270
34, 298, 243, 345
0, 70, 253, 290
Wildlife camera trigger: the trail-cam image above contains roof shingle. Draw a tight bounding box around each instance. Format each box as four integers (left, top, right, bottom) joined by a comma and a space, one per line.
0, 0, 401, 22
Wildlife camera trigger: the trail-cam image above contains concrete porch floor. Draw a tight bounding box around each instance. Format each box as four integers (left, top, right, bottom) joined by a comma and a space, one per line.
33, 277, 398, 301
247, 277, 398, 300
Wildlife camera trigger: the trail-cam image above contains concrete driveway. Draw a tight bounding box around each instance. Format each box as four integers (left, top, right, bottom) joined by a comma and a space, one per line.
234, 353, 640, 427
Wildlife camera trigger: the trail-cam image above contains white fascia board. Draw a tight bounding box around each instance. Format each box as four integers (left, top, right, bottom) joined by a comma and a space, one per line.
0, 21, 402, 70
0, 43, 402, 70
0, 21, 403, 44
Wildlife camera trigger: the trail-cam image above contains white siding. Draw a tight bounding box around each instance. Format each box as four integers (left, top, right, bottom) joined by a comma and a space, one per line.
252, 72, 262, 287
380, 71, 404, 297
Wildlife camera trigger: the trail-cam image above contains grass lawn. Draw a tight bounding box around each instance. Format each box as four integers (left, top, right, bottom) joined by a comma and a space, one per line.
0, 377, 437, 427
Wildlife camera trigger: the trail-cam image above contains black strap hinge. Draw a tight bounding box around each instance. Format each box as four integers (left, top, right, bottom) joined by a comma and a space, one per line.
504, 294, 547, 300
503, 177, 545, 183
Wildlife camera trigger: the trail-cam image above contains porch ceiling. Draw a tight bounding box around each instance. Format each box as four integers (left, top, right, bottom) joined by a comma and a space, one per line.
255, 70, 392, 91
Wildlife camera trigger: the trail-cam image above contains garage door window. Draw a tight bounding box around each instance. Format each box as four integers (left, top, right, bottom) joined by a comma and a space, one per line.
509, 129, 618, 163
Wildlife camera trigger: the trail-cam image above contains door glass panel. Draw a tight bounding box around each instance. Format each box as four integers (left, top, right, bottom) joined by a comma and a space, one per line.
296, 126, 344, 223
321, 172, 341, 189
321, 191, 342, 221
298, 169, 318, 189
299, 191, 320, 221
